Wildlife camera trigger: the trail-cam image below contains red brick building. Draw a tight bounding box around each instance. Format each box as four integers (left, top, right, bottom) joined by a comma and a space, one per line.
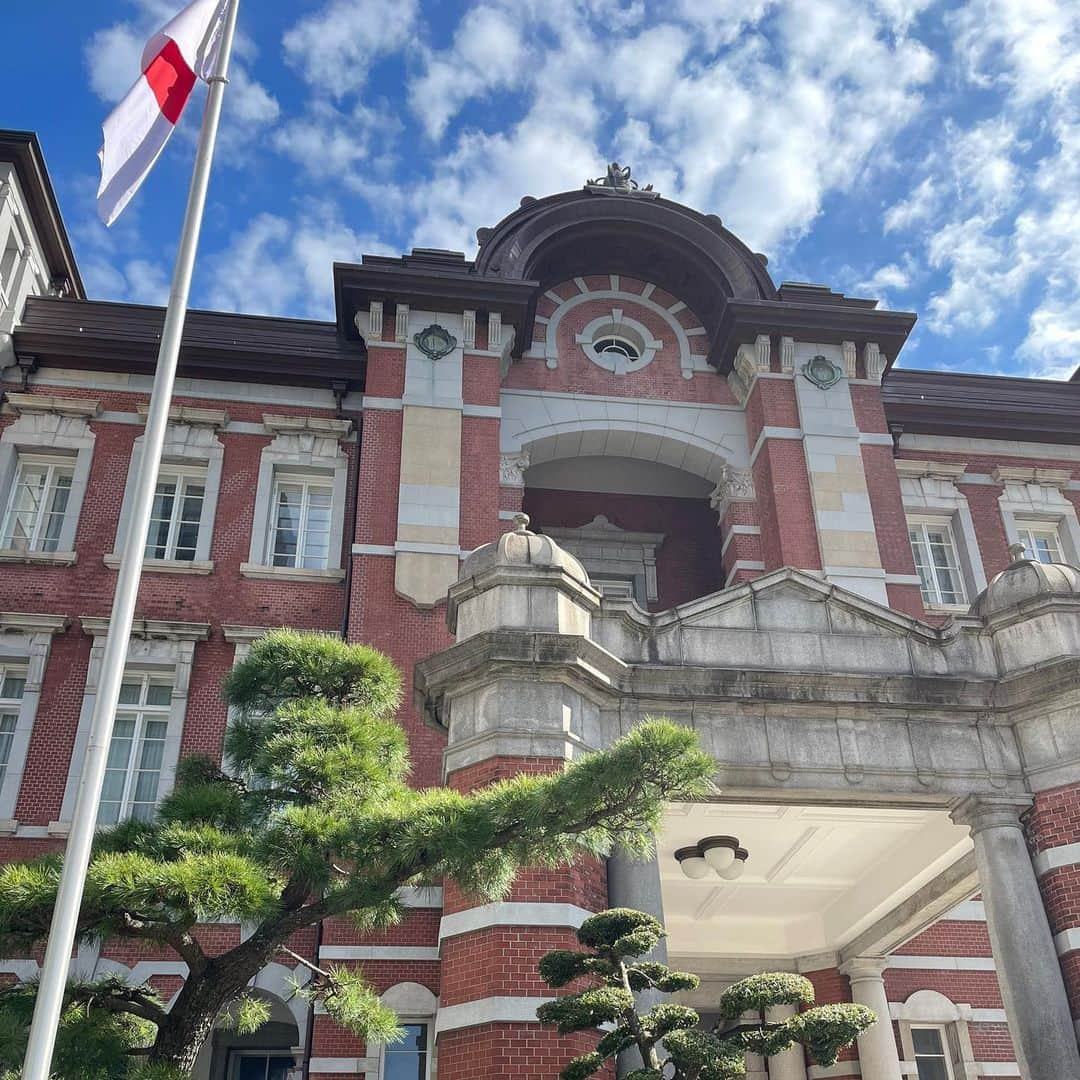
2, 133, 1080, 1080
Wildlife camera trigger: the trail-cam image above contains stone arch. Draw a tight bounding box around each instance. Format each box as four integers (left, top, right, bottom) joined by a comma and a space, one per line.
895, 988, 963, 1022
500, 391, 750, 486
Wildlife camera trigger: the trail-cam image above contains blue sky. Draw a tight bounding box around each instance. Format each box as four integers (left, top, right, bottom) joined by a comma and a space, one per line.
3, 0, 1078, 379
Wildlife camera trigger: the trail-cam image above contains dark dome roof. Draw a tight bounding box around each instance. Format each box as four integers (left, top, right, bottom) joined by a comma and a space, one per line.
473, 188, 777, 342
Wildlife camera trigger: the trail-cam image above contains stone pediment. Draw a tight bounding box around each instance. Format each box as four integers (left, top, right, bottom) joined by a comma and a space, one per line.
604, 567, 945, 639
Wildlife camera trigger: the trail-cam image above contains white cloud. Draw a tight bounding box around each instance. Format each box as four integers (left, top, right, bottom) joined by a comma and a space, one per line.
409, 6, 529, 140
949, 0, 1080, 105
206, 203, 396, 318
282, 0, 419, 97
884, 177, 937, 233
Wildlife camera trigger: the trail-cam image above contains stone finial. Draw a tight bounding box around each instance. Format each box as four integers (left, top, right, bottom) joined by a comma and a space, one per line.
1007, 542, 1029, 565
513, 512, 531, 534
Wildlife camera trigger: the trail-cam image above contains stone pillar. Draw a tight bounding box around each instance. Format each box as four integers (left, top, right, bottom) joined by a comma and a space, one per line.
838, 958, 900, 1080
765, 1003, 808, 1080
952, 795, 1080, 1080
432, 519, 609, 1080
608, 849, 669, 1078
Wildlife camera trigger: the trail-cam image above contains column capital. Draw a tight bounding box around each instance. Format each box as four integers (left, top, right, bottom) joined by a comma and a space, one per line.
951, 794, 1033, 836
838, 955, 888, 981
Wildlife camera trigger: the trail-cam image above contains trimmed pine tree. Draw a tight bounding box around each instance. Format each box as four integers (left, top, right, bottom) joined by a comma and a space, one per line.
0, 631, 714, 1076
537, 908, 876, 1079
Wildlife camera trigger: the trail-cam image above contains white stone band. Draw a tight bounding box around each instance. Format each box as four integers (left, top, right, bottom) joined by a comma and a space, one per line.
434, 995, 555, 1035
1033, 841, 1080, 878
438, 902, 593, 942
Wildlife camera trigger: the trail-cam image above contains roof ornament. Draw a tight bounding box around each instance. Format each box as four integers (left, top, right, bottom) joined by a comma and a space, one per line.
585, 162, 659, 198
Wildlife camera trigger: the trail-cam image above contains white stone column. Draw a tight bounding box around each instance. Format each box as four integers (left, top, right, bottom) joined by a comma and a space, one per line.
607, 848, 669, 1079
765, 1003, 808, 1080
838, 957, 901, 1080
952, 796, 1080, 1080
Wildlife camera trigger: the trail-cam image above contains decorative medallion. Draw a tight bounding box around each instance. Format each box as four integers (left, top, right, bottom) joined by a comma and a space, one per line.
413, 324, 458, 361
801, 354, 842, 390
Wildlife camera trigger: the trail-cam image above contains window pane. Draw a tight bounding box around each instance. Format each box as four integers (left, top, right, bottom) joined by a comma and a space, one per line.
117, 682, 141, 706
0, 714, 17, 788
266, 1059, 293, 1080
146, 682, 172, 707
385, 1024, 428, 1080
912, 1028, 945, 1055
0, 674, 25, 700
235, 1058, 268, 1080
914, 1060, 949, 1080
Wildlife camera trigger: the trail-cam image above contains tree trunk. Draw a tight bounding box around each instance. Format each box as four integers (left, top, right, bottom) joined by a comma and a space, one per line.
146, 939, 278, 1071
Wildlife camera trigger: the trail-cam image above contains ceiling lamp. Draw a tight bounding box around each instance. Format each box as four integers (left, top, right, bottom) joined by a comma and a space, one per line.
675, 837, 749, 881
674, 846, 711, 880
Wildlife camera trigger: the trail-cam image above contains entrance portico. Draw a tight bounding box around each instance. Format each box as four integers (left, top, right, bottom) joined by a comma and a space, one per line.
416, 518, 1080, 1080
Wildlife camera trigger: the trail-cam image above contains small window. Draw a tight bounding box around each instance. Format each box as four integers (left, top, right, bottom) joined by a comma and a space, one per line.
593, 336, 641, 363
909, 522, 966, 606
0, 666, 26, 792
1016, 523, 1063, 564
229, 1053, 293, 1080
269, 474, 333, 570
911, 1025, 954, 1080
145, 469, 207, 561
383, 1022, 430, 1080
0, 456, 74, 553
99, 674, 173, 825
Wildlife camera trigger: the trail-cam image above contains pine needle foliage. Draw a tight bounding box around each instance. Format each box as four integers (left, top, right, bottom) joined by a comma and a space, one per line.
538, 908, 876, 1080
0, 631, 713, 1073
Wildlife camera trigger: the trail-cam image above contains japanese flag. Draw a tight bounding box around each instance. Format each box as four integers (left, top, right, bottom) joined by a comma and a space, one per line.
97, 0, 227, 226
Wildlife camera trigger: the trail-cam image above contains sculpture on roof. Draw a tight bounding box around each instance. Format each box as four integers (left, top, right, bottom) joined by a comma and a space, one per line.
585, 162, 655, 195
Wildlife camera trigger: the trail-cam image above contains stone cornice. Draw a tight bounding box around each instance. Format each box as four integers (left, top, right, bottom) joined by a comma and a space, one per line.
3, 392, 100, 418
79, 617, 210, 642
0, 612, 69, 635
894, 458, 967, 481
261, 413, 352, 438
136, 403, 229, 428
992, 465, 1072, 489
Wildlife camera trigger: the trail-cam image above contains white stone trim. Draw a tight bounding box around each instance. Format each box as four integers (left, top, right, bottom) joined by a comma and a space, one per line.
885, 955, 995, 971
438, 902, 593, 942
807, 1065, 860, 1078
400, 886, 443, 908
109, 421, 225, 565
972, 1065, 1020, 1076
434, 995, 553, 1035
899, 433, 1080, 462
58, 632, 203, 822
319, 946, 440, 961
245, 420, 350, 572
239, 563, 346, 582
995, 469, 1080, 565
352, 544, 396, 557
945, 900, 986, 921
1054, 927, 1080, 955
0, 402, 97, 554
1033, 842, 1080, 877
0, 620, 64, 820
724, 560, 766, 586
720, 524, 762, 557
308, 1058, 379, 1074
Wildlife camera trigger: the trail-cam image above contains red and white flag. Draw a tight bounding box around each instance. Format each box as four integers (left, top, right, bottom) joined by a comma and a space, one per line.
97, 0, 227, 226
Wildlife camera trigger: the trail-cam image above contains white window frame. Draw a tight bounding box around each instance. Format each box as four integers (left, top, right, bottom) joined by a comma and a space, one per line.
0, 454, 75, 554
1014, 521, 1064, 564
242, 415, 350, 582
99, 672, 174, 825
380, 1019, 432, 1080
0, 396, 98, 564
226, 1049, 297, 1080
994, 467, 1080, 568
0, 613, 66, 828
110, 421, 224, 573
0, 664, 27, 794
897, 461, 986, 612
908, 518, 968, 608
268, 472, 335, 570
895, 989, 990, 1079
909, 1023, 956, 1080
371, 982, 438, 1080
144, 464, 210, 562
57, 618, 208, 830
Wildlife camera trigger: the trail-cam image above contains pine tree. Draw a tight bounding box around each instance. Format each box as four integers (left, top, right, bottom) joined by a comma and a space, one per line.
0, 631, 714, 1076
537, 909, 876, 1080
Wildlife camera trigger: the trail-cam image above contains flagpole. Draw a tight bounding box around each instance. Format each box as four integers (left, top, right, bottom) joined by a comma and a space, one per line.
22, 1, 241, 1075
